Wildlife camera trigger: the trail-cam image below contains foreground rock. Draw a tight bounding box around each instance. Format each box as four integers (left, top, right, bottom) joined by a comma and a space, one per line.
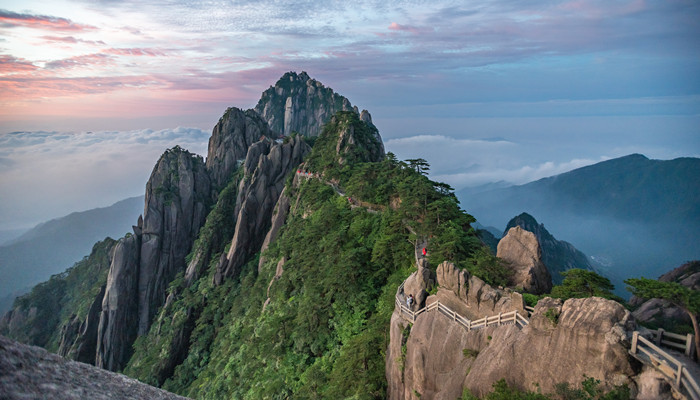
0, 335, 189, 400
497, 226, 553, 294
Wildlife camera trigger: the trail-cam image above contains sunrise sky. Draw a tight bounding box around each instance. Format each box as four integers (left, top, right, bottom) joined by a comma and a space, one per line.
1, 0, 699, 231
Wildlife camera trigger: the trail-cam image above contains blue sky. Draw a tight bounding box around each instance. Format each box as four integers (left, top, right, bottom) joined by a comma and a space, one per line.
0, 0, 699, 230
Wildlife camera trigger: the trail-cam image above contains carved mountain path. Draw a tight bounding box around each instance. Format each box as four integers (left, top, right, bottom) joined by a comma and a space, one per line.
395, 268, 700, 400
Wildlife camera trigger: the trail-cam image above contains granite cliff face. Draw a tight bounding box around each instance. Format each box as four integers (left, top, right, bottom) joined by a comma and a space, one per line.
96, 147, 211, 371
505, 212, 593, 284
497, 226, 553, 294
254, 71, 358, 137
206, 107, 275, 189
214, 136, 310, 285
388, 267, 639, 399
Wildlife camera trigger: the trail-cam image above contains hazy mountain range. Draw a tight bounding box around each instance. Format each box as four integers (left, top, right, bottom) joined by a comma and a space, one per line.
458, 154, 700, 287
0, 196, 144, 313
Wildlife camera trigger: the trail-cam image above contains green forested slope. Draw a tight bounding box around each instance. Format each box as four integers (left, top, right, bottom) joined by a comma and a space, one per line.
0, 238, 116, 351
125, 112, 483, 398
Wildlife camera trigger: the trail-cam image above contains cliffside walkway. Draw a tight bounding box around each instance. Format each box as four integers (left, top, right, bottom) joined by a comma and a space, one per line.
395, 281, 530, 331
630, 330, 700, 400
396, 274, 700, 400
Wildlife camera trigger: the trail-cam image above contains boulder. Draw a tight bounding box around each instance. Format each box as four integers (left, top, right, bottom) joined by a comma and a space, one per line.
497, 226, 552, 294
504, 212, 594, 284
631, 261, 699, 329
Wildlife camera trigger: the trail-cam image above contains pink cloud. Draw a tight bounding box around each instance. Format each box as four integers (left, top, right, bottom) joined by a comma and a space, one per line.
0, 10, 96, 31
41, 35, 106, 46
0, 55, 38, 74
45, 53, 114, 69
105, 48, 166, 57
387, 22, 433, 35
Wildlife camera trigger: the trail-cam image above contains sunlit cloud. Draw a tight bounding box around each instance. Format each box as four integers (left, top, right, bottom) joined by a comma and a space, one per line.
0, 9, 96, 31
0, 127, 209, 229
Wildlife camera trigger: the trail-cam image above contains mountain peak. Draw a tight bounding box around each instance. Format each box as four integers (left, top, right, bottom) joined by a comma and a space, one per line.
254, 71, 357, 137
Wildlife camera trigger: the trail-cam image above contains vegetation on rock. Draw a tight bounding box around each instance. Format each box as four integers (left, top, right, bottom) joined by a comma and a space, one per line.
626, 275, 700, 359
0, 238, 115, 351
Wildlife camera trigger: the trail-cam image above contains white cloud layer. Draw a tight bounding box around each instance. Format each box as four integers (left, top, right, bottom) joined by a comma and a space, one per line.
384, 130, 700, 189
0, 127, 209, 229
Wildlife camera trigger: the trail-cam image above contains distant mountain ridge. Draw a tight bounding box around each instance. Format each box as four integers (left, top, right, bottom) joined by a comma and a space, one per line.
458, 154, 700, 282
0, 196, 144, 311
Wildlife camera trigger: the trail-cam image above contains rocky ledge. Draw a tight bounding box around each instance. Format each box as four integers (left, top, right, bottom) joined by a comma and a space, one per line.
0, 335, 189, 400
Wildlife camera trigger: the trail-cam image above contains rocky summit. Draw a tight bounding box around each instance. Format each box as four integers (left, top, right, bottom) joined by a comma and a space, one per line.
254, 71, 361, 137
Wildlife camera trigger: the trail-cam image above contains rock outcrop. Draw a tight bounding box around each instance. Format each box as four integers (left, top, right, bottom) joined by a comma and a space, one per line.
258, 187, 291, 272
505, 212, 594, 284
497, 226, 553, 294
436, 261, 526, 319
206, 107, 275, 189
96, 233, 140, 371
214, 136, 310, 284
96, 147, 211, 371
631, 260, 700, 330
387, 291, 637, 399
58, 285, 105, 364
0, 335, 189, 400
254, 71, 357, 137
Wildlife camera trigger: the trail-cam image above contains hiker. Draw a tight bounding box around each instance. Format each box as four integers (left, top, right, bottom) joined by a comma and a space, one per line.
406, 294, 414, 309
422, 247, 427, 257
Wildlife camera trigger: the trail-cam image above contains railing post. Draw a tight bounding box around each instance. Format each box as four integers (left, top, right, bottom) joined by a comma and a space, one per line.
498, 312, 502, 326
631, 331, 639, 354
656, 328, 664, 346
676, 365, 683, 388
685, 333, 695, 358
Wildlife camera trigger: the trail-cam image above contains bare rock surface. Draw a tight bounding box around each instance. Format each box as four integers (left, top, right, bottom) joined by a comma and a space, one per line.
254, 71, 356, 137
497, 226, 552, 294
206, 107, 274, 189
0, 335, 189, 400
388, 272, 638, 400
214, 136, 310, 284
97, 147, 211, 372
59, 285, 105, 364
258, 188, 291, 272
436, 261, 526, 319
